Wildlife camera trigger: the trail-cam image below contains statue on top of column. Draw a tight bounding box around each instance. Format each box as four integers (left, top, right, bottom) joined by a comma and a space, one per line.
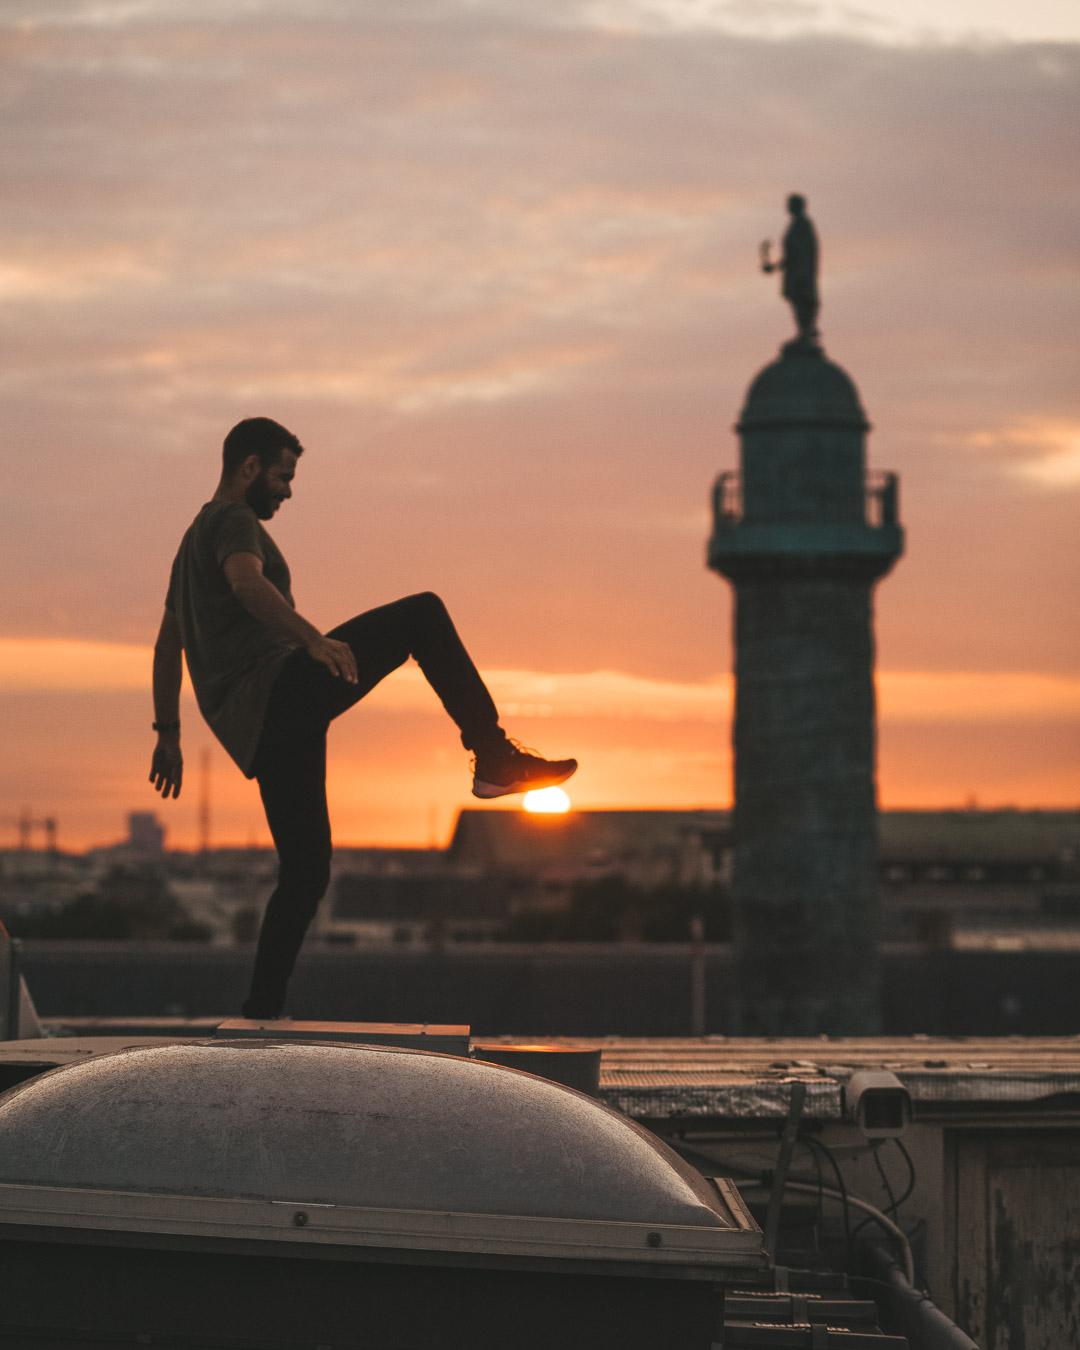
760, 193, 820, 348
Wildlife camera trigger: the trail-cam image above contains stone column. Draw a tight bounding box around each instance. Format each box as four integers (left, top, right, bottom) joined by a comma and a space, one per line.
708, 344, 903, 1033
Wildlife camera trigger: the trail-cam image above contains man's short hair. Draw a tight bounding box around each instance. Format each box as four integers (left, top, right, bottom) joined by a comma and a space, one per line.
223, 418, 304, 476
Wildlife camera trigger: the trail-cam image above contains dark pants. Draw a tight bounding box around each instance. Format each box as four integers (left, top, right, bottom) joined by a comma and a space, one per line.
242, 592, 501, 1017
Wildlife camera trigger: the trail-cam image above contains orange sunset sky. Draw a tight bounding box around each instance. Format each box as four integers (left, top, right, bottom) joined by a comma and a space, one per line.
2, 1, 1078, 850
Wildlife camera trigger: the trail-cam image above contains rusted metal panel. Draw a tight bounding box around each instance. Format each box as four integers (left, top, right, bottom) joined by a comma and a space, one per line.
602, 1078, 843, 1121
593, 1036, 1080, 1120
897, 1069, 1080, 1106
953, 1130, 1080, 1349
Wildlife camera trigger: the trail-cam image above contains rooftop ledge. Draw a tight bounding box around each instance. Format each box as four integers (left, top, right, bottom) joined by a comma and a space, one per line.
4, 1031, 1080, 1125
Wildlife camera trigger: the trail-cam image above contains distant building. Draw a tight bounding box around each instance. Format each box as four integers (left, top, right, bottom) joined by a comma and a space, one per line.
314, 848, 504, 946
447, 807, 1080, 950
0, 848, 97, 928
448, 810, 729, 897
127, 812, 165, 858
449, 808, 729, 886
878, 808, 1080, 949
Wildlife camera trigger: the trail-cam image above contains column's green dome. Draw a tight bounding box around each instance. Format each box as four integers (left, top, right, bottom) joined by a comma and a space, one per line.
739, 347, 868, 431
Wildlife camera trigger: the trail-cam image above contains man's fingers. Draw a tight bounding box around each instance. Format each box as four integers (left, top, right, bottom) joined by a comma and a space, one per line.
337, 641, 358, 683
328, 641, 357, 682
149, 750, 182, 798
312, 638, 357, 683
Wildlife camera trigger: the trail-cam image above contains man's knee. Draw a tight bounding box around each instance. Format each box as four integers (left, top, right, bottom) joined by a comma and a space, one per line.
402, 590, 449, 631
410, 590, 446, 616
279, 850, 331, 905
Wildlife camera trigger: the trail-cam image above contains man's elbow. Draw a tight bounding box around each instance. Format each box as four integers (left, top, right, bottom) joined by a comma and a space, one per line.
155, 616, 182, 658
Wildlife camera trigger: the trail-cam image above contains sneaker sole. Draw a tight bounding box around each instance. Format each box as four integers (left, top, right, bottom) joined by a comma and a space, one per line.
472, 762, 577, 800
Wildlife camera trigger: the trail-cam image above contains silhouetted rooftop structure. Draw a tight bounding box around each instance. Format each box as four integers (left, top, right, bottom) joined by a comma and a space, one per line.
448, 809, 728, 878
448, 807, 1079, 875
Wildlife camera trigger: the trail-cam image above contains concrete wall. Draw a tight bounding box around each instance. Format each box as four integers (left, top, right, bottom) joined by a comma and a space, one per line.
20, 942, 1080, 1036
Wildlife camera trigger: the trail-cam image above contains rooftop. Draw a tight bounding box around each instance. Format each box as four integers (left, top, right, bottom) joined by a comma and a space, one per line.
4, 1030, 1078, 1125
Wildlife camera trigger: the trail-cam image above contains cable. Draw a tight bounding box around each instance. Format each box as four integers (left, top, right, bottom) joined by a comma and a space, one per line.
891, 1138, 917, 1212
799, 1133, 852, 1268
853, 1134, 919, 1241
872, 1140, 899, 1215
783, 1180, 916, 1287
799, 1138, 825, 1235
667, 1131, 916, 1287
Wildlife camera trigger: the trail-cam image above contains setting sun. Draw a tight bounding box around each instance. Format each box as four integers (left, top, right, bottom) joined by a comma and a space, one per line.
522, 787, 572, 814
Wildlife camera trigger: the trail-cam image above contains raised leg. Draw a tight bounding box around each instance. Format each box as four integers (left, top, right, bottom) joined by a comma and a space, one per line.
323, 591, 503, 751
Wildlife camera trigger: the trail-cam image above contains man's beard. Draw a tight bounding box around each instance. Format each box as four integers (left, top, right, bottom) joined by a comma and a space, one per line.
245, 470, 277, 520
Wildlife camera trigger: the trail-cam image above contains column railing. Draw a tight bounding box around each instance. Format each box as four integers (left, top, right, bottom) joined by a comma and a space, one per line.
712, 471, 899, 528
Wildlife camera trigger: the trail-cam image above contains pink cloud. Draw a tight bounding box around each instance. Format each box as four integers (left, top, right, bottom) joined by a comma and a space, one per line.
1, 5, 1077, 837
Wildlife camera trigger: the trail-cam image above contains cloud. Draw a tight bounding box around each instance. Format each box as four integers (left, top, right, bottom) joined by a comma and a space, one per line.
566, 0, 1080, 44
0, 638, 182, 692
0, 2, 1077, 832
4, 638, 1079, 728
967, 418, 1080, 488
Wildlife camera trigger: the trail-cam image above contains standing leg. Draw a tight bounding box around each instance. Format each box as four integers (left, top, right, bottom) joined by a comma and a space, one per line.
242, 725, 332, 1018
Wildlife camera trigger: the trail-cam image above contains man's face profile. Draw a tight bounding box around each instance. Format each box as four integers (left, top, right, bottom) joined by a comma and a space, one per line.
245, 447, 299, 520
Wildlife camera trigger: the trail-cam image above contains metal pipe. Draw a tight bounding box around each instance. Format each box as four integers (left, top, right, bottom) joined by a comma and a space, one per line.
863, 1240, 980, 1350
783, 1179, 914, 1286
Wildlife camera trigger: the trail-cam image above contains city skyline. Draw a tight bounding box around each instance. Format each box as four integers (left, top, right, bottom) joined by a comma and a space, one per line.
2, 1, 1078, 848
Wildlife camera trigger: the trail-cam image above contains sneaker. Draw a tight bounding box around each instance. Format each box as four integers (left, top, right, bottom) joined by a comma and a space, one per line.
472, 740, 578, 800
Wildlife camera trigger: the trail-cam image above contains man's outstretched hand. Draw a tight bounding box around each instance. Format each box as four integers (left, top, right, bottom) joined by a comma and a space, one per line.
149, 739, 183, 798
305, 635, 359, 684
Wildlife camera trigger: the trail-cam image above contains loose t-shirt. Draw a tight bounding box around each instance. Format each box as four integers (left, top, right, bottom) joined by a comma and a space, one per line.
165, 501, 299, 776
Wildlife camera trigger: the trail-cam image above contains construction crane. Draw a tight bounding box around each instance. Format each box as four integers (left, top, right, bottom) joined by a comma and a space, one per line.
4, 810, 58, 853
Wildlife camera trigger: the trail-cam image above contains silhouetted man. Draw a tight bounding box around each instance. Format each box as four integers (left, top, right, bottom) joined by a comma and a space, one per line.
150, 417, 576, 1018
761, 193, 820, 343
